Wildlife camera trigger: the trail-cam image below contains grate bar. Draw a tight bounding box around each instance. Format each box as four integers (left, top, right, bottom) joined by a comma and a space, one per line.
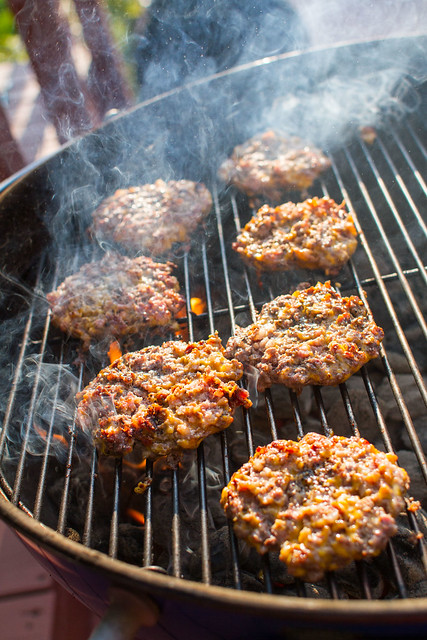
407, 507, 427, 575
341, 150, 427, 338
12, 305, 55, 505
261, 554, 273, 594
390, 128, 427, 200
387, 540, 408, 599
339, 384, 376, 601
313, 388, 333, 438
357, 267, 427, 289
187, 264, 427, 324
264, 389, 278, 441
329, 158, 427, 408
108, 458, 122, 559
351, 265, 427, 481
171, 468, 181, 578
355, 562, 373, 600
33, 346, 65, 521
375, 132, 427, 235
379, 351, 427, 481
289, 391, 304, 439
360, 352, 427, 616
197, 445, 211, 584
337, 383, 379, 599
57, 364, 84, 535
230, 195, 258, 322
0, 257, 47, 499
183, 252, 211, 583
360, 366, 395, 453
405, 121, 427, 160
201, 243, 215, 334
339, 383, 360, 437
357, 138, 427, 286
200, 225, 243, 589
143, 460, 154, 566
0, 274, 44, 466
82, 447, 98, 547
212, 187, 240, 334
220, 430, 242, 590
219, 187, 278, 594
358, 352, 426, 609
326, 573, 342, 599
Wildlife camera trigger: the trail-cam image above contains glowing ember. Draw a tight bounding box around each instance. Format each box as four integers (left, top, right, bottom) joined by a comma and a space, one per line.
126, 508, 145, 526
53, 433, 68, 447
34, 424, 68, 447
190, 297, 206, 315
108, 340, 122, 364
123, 457, 147, 470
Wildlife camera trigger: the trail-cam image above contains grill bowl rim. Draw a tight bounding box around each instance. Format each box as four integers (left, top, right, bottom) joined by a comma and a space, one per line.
1, 493, 427, 625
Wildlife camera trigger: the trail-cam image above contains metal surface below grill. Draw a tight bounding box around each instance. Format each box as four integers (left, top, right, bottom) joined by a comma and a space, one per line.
0, 37, 426, 639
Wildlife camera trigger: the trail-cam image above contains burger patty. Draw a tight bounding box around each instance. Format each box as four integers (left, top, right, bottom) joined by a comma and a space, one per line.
221, 432, 411, 582
225, 281, 384, 392
218, 131, 331, 202
46, 252, 185, 348
90, 179, 213, 255
76, 333, 252, 459
233, 197, 358, 275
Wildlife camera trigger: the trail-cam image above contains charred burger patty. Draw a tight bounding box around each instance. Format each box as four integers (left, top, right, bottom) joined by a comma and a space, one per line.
221, 432, 411, 582
225, 281, 384, 392
76, 333, 252, 460
47, 252, 185, 348
90, 179, 213, 255
218, 130, 331, 201
233, 197, 358, 275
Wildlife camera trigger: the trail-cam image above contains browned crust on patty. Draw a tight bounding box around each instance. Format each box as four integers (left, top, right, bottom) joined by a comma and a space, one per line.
90, 179, 213, 255
46, 252, 185, 349
76, 333, 252, 460
233, 197, 358, 275
218, 131, 331, 201
221, 432, 411, 582
225, 281, 384, 392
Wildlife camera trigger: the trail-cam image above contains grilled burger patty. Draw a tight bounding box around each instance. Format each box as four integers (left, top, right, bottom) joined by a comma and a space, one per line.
218, 130, 331, 201
221, 432, 411, 582
225, 281, 384, 392
47, 252, 185, 348
76, 333, 252, 459
90, 179, 213, 255
233, 197, 358, 275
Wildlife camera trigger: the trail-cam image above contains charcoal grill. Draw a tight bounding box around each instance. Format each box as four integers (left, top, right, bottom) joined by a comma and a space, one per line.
0, 37, 426, 639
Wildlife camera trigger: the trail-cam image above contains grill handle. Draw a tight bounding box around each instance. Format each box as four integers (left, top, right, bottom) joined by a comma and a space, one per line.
88, 586, 160, 640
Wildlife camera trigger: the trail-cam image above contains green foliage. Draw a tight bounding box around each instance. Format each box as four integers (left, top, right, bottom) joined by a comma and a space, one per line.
0, 0, 144, 71
104, 0, 145, 90
0, 0, 27, 62
106, 0, 144, 42
107, 0, 143, 21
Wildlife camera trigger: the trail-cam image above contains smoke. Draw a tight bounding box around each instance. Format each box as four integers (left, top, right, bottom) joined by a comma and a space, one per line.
265, 64, 425, 149
22, 356, 83, 459
134, 0, 308, 99
296, 0, 427, 49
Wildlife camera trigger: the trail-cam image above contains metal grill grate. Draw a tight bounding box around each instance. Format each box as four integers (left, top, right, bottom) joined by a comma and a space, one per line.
0, 83, 426, 608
